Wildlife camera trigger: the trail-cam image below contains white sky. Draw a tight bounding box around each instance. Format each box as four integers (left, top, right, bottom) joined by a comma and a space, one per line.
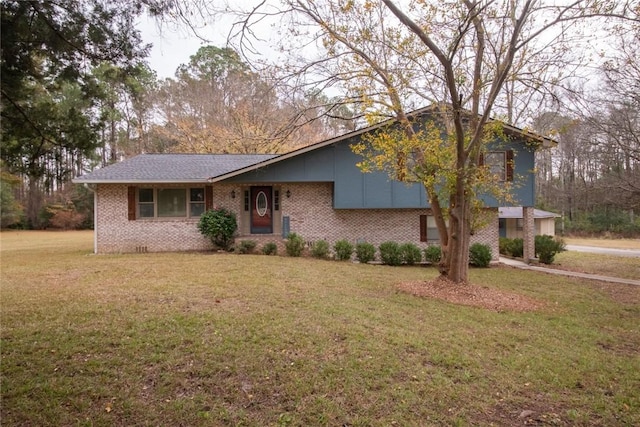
137, 16, 233, 79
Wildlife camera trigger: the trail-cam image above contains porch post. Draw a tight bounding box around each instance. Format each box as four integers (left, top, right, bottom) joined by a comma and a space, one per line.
522, 206, 535, 263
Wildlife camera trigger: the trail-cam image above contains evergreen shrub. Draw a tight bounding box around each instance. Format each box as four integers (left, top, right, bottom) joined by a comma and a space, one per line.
535, 235, 566, 264
379, 241, 402, 266
355, 242, 376, 264
198, 208, 237, 250
262, 242, 278, 255
285, 233, 305, 257
400, 243, 422, 265
334, 239, 354, 261
469, 243, 492, 267
311, 240, 330, 259
424, 245, 442, 264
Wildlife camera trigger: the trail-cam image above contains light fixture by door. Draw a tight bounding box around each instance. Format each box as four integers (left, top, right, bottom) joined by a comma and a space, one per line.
286, 190, 291, 198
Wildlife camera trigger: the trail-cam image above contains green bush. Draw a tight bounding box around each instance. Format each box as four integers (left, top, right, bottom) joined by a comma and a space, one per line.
400, 243, 422, 265
311, 240, 330, 259
469, 243, 492, 268
262, 242, 278, 255
379, 241, 403, 266
334, 239, 354, 261
237, 240, 257, 254
510, 238, 524, 258
535, 234, 566, 264
499, 237, 512, 256
355, 242, 376, 263
424, 245, 442, 264
198, 208, 238, 250
285, 233, 305, 257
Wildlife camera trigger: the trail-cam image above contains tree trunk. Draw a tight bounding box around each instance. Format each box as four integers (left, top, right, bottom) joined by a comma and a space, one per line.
443, 188, 471, 283
26, 176, 43, 229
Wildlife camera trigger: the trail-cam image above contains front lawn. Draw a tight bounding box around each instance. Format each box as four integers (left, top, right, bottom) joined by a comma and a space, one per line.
1, 231, 639, 426
552, 251, 640, 280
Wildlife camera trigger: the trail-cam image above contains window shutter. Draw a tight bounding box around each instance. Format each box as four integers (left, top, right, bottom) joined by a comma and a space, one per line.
478, 153, 484, 166
419, 215, 427, 242
127, 186, 136, 220
205, 185, 213, 210
506, 150, 514, 181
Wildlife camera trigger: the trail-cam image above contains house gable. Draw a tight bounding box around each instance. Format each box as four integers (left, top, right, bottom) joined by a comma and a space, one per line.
222, 130, 538, 209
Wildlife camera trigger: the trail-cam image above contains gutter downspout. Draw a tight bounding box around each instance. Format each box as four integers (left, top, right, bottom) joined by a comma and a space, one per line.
84, 183, 98, 254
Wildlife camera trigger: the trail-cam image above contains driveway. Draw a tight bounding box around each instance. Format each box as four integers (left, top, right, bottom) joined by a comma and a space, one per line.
565, 245, 640, 258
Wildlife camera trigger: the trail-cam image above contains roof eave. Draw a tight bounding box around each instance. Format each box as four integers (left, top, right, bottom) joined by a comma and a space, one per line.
72, 178, 211, 185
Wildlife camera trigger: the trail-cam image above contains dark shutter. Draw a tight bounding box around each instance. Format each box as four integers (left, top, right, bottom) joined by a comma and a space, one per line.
420, 215, 427, 242
478, 152, 484, 166
127, 186, 136, 220
205, 185, 213, 210
506, 150, 514, 181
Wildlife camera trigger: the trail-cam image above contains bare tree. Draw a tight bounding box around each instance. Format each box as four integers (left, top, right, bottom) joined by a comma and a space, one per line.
223, 0, 638, 283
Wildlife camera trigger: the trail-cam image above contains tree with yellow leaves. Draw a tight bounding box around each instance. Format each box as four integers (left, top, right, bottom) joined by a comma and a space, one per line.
227, 0, 637, 283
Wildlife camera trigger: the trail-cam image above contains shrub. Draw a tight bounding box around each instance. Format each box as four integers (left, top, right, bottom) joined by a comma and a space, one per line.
379, 241, 402, 266
499, 237, 512, 256
469, 243, 492, 268
334, 239, 354, 261
311, 240, 330, 259
262, 242, 278, 255
237, 240, 257, 254
197, 208, 237, 250
535, 234, 566, 264
424, 245, 442, 264
47, 205, 86, 230
400, 243, 422, 265
355, 242, 376, 263
510, 238, 524, 258
285, 233, 305, 257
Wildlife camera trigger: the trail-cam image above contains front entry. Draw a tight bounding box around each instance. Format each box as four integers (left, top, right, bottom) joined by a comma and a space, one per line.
250, 186, 273, 234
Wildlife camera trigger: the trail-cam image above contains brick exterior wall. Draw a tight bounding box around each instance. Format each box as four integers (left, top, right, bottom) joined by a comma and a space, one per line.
95, 182, 499, 260
522, 206, 536, 262
95, 184, 212, 253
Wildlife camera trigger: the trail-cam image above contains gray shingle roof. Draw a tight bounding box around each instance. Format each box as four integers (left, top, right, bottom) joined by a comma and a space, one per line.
499, 207, 561, 219
73, 154, 278, 183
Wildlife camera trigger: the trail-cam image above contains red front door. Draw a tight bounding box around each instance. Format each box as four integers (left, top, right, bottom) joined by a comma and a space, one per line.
250, 186, 273, 234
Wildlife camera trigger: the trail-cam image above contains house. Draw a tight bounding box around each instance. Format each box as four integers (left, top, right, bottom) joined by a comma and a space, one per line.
499, 207, 561, 239
74, 107, 555, 261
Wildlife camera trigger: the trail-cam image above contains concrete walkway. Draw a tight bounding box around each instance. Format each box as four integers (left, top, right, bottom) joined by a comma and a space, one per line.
499, 257, 640, 286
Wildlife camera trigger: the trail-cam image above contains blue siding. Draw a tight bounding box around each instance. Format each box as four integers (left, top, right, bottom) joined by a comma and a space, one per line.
226, 131, 536, 209
480, 140, 536, 207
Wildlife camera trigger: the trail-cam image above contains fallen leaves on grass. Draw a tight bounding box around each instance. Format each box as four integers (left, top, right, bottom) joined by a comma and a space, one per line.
397, 276, 543, 312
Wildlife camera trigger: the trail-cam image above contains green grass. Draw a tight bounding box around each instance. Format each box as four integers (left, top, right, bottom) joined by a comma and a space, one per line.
2, 231, 639, 426
553, 251, 640, 280
564, 237, 640, 250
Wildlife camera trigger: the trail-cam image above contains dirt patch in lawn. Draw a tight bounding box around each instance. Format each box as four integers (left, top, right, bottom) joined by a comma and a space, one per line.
398, 276, 544, 312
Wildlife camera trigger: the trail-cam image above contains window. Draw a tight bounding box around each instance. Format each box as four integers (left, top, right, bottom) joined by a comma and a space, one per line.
420, 215, 447, 243
138, 188, 155, 218
137, 188, 204, 218
190, 188, 205, 217
516, 218, 524, 231
482, 150, 514, 181
484, 151, 506, 180
158, 189, 187, 217
274, 190, 280, 211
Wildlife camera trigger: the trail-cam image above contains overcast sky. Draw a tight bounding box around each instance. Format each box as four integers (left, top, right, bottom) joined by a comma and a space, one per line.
137, 15, 232, 79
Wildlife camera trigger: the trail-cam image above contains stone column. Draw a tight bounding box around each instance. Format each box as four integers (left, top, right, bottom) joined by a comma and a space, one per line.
522, 206, 535, 263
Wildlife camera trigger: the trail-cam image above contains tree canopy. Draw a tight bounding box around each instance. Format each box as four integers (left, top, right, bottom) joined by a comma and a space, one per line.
0, 0, 156, 226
